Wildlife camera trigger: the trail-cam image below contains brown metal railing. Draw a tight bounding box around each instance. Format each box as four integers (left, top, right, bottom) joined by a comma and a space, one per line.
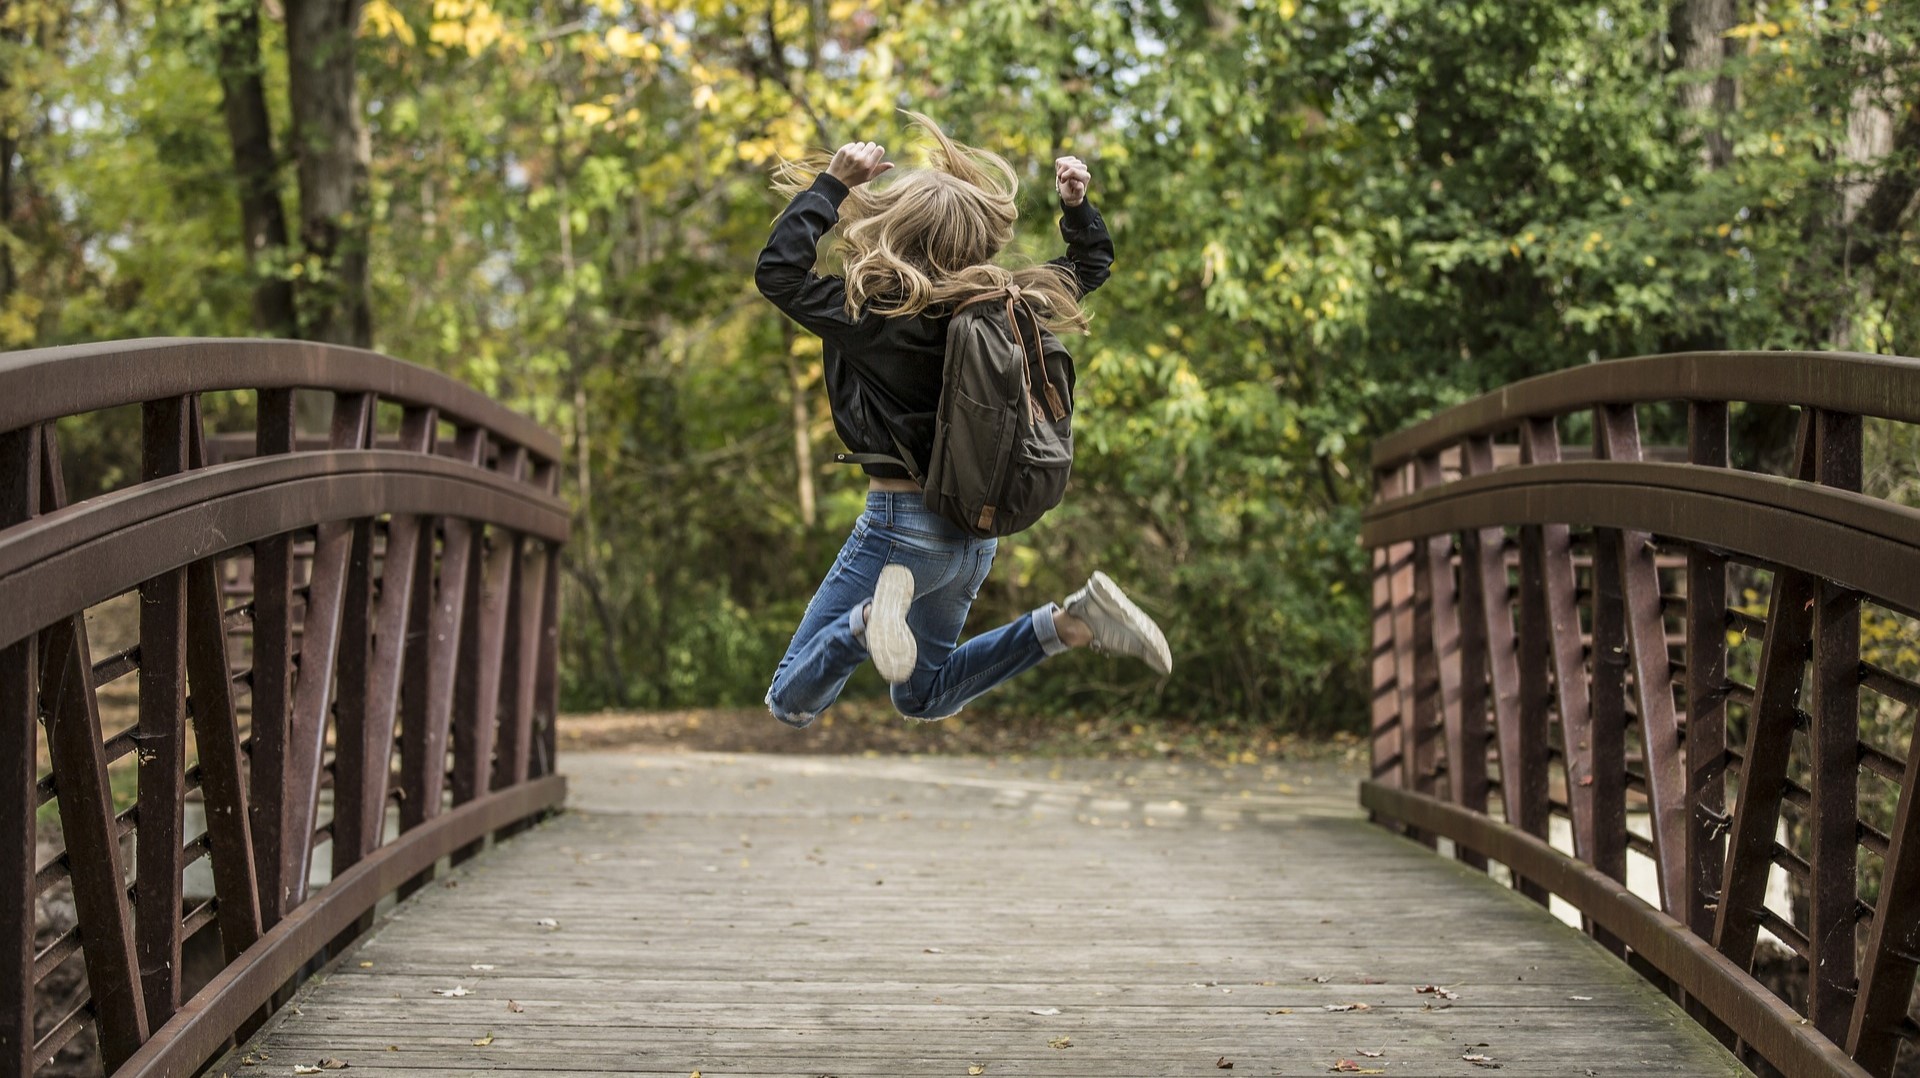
0, 338, 570, 1077
1364, 350, 1920, 1078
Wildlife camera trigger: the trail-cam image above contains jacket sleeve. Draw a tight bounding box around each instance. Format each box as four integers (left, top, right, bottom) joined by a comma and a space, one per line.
1048, 198, 1114, 297
754, 173, 864, 342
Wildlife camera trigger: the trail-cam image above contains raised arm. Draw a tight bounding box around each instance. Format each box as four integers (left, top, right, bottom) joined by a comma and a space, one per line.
754, 141, 896, 341
1046, 154, 1114, 297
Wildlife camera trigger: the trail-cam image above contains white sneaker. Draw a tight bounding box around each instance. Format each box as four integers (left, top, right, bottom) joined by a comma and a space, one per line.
1063, 571, 1172, 676
866, 564, 917, 685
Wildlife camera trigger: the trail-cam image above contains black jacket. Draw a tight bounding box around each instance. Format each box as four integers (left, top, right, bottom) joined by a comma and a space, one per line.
754, 173, 1115, 480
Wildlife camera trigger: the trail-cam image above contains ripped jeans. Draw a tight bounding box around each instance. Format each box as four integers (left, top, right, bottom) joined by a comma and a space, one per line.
765, 491, 1068, 727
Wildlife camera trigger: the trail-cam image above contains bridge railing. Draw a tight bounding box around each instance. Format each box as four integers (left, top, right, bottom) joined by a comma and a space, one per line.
0, 339, 570, 1077
1365, 351, 1920, 1078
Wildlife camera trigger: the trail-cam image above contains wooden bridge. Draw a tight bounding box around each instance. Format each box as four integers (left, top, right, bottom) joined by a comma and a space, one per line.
3, 340, 1919, 1077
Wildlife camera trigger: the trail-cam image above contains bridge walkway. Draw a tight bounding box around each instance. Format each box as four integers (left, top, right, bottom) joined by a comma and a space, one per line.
227, 752, 1744, 1077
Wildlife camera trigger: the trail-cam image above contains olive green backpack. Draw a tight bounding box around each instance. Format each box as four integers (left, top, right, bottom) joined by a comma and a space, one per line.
840, 284, 1075, 538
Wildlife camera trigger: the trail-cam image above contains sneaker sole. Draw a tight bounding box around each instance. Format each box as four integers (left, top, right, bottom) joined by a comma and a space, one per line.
1086, 571, 1173, 676
868, 564, 917, 685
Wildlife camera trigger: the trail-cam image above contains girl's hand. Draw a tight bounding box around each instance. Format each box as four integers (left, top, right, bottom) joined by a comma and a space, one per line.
826, 141, 895, 187
1055, 155, 1090, 207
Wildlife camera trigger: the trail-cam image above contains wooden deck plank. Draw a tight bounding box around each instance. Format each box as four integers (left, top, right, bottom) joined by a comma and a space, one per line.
224, 752, 1745, 1078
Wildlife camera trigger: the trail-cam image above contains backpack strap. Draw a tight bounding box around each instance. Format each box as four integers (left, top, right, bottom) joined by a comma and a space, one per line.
958, 284, 1067, 423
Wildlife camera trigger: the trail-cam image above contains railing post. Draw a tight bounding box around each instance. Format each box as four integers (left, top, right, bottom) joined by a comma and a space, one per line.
0, 426, 39, 1076
250, 388, 297, 926
136, 396, 192, 1026
1684, 401, 1730, 945
1806, 409, 1862, 1044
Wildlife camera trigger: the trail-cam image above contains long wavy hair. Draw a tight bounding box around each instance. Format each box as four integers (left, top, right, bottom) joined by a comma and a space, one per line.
772, 112, 1090, 333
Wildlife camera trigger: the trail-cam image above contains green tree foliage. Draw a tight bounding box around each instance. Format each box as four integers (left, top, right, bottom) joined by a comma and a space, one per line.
8, 0, 1920, 731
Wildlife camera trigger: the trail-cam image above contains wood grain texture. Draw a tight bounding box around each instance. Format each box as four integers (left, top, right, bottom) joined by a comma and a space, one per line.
227, 753, 1747, 1078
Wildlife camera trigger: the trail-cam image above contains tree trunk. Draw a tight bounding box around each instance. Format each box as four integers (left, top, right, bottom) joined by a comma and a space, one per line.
284, 0, 371, 347
780, 322, 817, 527
1669, 0, 1740, 171
215, 0, 298, 338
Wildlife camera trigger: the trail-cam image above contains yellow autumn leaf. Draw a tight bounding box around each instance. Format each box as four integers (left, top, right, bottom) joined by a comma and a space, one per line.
968, 1067, 986, 1076
362, 0, 416, 45
571, 102, 613, 127
472, 1032, 494, 1047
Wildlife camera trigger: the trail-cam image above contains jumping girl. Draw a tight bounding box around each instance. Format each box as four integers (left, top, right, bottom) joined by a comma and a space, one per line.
755, 113, 1172, 728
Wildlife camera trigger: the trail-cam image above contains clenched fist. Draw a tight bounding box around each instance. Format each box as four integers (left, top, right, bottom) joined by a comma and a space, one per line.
826, 141, 896, 188
1055, 155, 1091, 207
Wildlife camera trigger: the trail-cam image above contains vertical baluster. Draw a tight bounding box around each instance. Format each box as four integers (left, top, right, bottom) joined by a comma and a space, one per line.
1409, 455, 1451, 810
1415, 454, 1465, 810
1521, 419, 1595, 858
35, 426, 149, 1068
1386, 463, 1421, 799
249, 388, 296, 926
405, 427, 486, 834
456, 449, 527, 820
533, 544, 561, 780
327, 510, 376, 879
182, 401, 262, 963
1713, 413, 1818, 973
1459, 438, 1521, 820
0, 426, 40, 1075
1584, 408, 1630, 955
334, 408, 432, 941
1371, 467, 1408, 788
1685, 402, 1730, 944
1599, 406, 1687, 917
1510, 420, 1559, 906
279, 392, 374, 912
135, 397, 190, 1025
1806, 409, 1862, 1043
497, 535, 550, 790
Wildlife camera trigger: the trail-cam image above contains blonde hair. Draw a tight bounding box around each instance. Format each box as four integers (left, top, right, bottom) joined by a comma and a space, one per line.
773, 112, 1090, 333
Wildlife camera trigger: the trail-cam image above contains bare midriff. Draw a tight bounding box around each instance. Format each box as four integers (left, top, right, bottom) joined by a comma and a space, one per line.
869, 477, 922, 494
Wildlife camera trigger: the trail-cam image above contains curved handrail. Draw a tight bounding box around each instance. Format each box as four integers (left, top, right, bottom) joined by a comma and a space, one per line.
1, 338, 569, 1078
0, 453, 568, 650
1372, 350, 1920, 470
0, 338, 562, 465
1366, 350, 1920, 1078
1363, 461, 1920, 616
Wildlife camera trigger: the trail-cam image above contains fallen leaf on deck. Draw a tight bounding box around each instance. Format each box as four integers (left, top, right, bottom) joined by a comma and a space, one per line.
1359, 1049, 1384, 1058
1329, 1062, 1383, 1074
293, 1067, 321, 1075
534, 918, 559, 929
1029, 1008, 1061, 1016
357, 961, 373, 968
431, 987, 470, 998
1568, 995, 1593, 1001
924, 947, 943, 953
968, 1065, 985, 1075
507, 1000, 525, 1013
1463, 1053, 1502, 1068
1415, 984, 1460, 1000
317, 1060, 349, 1071
1323, 1002, 1372, 1012
1215, 1056, 1234, 1069
1048, 1036, 1073, 1049
471, 964, 495, 971
1307, 973, 1333, 983
472, 1033, 494, 1047
1265, 1008, 1293, 1015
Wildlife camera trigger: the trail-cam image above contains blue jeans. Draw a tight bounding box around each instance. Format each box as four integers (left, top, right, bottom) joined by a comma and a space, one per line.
766, 492, 1069, 727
